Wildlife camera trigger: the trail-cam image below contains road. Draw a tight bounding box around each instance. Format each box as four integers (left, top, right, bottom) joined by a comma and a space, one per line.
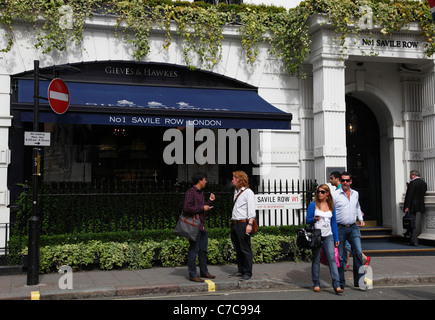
110, 283, 435, 301
90, 284, 434, 318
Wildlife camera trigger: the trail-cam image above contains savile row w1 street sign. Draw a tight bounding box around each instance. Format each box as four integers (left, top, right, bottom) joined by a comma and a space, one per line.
255, 193, 302, 210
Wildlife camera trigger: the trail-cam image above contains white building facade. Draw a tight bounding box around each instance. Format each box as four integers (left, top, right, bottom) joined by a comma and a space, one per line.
0, 0, 434, 241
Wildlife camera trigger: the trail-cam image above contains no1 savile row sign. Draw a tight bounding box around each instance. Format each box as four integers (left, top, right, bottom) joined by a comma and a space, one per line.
255, 193, 302, 210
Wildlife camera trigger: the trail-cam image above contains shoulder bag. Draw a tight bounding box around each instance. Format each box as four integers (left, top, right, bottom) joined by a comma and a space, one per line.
174, 191, 200, 241
174, 213, 200, 241
296, 227, 322, 249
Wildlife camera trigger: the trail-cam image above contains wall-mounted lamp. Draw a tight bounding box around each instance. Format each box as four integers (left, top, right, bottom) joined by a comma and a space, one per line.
347, 107, 358, 134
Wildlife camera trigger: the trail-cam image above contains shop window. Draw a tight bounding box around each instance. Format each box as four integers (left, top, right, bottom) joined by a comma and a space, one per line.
38, 123, 176, 183
24, 123, 256, 184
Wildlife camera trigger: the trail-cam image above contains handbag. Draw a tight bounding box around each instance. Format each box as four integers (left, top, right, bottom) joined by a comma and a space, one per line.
320, 247, 340, 268
296, 228, 322, 249
403, 212, 415, 230
250, 219, 259, 235
174, 213, 201, 241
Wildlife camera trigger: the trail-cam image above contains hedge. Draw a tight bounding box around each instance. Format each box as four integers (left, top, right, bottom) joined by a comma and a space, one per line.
11, 226, 312, 273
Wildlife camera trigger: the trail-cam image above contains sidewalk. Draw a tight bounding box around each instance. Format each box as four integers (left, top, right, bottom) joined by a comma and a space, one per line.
1, 255, 435, 300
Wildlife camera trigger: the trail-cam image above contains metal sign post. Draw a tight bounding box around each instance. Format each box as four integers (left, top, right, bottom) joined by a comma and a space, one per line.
27, 60, 41, 286
25, 61, 70, 285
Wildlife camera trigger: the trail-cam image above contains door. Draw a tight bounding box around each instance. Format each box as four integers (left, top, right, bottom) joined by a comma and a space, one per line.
346, 95, 382, 225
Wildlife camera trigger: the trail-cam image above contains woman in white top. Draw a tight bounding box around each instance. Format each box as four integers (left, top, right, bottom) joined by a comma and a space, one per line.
305, 184, 342, 294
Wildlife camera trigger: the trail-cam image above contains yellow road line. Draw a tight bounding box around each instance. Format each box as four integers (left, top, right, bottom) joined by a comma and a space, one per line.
31, 291, 40, 300
204, 279, 215, 292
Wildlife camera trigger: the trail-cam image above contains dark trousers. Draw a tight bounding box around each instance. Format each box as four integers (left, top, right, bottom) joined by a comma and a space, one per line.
230, 222, 253, 276
410, 212, 421, 245
187, 231, 209, 278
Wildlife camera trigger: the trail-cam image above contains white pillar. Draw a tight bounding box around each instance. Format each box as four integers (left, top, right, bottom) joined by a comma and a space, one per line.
418, 62, 435, 241
311, 55, 347, 184
0, 74, 11, 213
0, 73, 12, 253
400, 67, 423, 176
299, 69, 314, 180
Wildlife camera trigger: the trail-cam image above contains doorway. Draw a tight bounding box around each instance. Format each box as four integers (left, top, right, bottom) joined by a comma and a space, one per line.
346, 95, 382, 225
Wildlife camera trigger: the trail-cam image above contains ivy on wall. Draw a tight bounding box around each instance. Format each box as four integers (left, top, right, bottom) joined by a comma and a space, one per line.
1, 0, 435, 76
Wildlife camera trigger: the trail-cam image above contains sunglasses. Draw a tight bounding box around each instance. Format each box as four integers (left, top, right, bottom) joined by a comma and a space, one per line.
317, 190, 327, 194
340, 179, 351, 183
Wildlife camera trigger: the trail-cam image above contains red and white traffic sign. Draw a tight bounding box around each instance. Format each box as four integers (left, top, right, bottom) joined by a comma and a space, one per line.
47, 78, 70, 114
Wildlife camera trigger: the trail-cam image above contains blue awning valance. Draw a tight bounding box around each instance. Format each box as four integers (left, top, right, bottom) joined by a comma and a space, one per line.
16, 79, 292, 129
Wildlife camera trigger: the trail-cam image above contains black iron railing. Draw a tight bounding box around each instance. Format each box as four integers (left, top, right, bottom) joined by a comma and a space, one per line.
11, 178, 316, 236
2, 178, 316, 264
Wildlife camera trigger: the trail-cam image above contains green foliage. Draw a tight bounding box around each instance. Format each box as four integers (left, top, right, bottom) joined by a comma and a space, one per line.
98, 241, 129, 270
36, 241, 98, 273
173, 5, 227, 69
207, 237, 236, 264
1, 1, 434, 75
252, 234, 286, 263
158, 237, 189, 267
267, 2, 312, 77
126, 241, 158, 269
13, 226, 311, 273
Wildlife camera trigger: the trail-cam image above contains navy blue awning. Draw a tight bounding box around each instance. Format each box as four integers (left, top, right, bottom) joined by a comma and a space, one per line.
16, 79, 292, 129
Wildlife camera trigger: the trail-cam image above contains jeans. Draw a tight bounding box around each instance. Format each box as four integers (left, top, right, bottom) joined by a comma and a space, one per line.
312, 234, 340, 289
187, 230, 209, 278
337, 224, 364, 287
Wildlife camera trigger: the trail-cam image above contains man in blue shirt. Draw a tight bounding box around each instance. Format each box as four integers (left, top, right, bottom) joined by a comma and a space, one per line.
332, 172, 365, 290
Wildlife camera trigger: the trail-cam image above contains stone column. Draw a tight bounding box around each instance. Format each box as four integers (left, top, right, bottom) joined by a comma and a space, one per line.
311, 55, 347, 183
400, 67, 423, 176
0, 73, 12, 251
418, 62, 435, 241
0, 74, 11, 211
299, 69, 314, 180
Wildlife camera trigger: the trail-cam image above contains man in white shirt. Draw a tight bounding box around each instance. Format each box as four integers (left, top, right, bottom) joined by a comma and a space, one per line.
332, 172, 365, 290
230, 171, 256, 281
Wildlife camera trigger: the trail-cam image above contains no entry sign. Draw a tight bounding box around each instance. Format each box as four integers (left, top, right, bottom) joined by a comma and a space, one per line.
47, 78, 70, 114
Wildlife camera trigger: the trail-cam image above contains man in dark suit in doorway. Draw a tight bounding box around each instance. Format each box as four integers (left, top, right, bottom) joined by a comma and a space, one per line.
403, 170, 427, 246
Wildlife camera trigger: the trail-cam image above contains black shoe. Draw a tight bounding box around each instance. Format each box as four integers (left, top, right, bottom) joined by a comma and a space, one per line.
229, 272, 243, 278
240, 274, 251, 281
